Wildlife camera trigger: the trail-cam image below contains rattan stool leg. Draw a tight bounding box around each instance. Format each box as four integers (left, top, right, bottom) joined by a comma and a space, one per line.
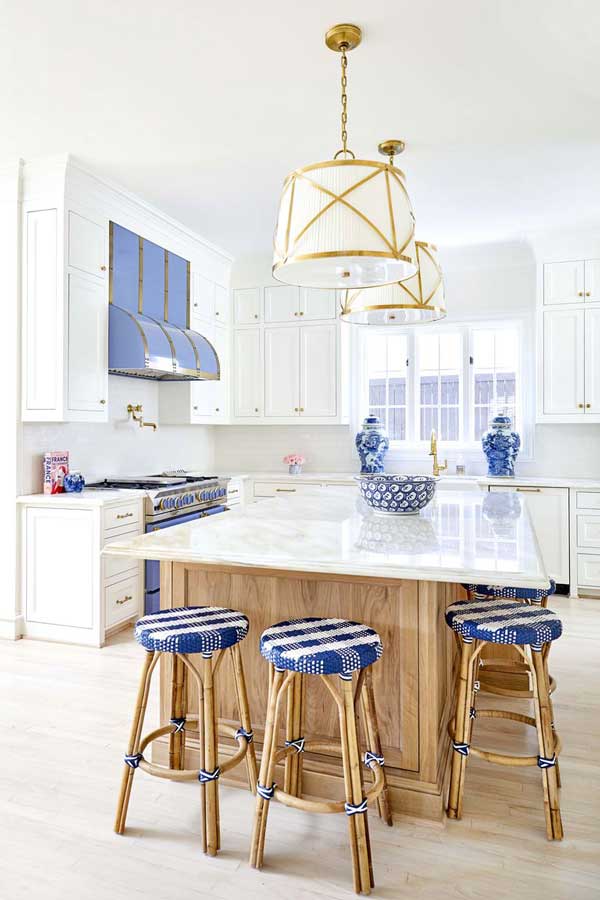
360, 667, 392, 826
447, 638, 476, 820
250, 667, 287, 870
169, 654, 186, 770
530, 646, 563, 840
284, 673, 305, 797
543, 642, 561, 788
340, 676, 373, 895
230, 643, 258, 793
201, 654, 220, 856
114, 650, 157, 834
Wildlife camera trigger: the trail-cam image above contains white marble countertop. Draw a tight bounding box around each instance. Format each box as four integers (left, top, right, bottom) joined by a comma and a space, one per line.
17, 488, 146, 506
226, 471, 600, 489
103, 488, 549, 588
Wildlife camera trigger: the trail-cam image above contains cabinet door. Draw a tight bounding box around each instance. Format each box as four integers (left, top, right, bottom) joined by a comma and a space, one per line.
584, 259, 600, 301
543, 260, 584, 305
25, 507, 97, 629
264, 326, 300, 416
68, 211, 106, 278
191, 326, 229, 420
191, 272, 215, 323
234, 288, 261, 324
264, 285, 301, 323
490, 486, 570, 584
585, 307, 600, 414
234, 328, 262, 417
300, 288, 337, 320
543, 308, 585, 414
67, 272, 108, 416
300, 324, 337, 417
214, 284, 230, 323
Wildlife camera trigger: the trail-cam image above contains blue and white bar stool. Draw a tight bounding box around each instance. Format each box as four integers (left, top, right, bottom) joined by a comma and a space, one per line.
445, 598, 564, 840
114, 606, 257, 856
249, 616, 392, 896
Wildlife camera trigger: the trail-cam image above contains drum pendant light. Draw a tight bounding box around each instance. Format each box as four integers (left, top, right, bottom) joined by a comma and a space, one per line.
272, 25, 417, 290
339, 141, 447, 325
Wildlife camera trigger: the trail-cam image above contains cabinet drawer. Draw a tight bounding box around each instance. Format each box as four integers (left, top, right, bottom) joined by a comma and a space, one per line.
105, 576, 140, 627
576, 491, 600, 511
577, 554, 600, 588
577, 515, 600, 549
253, 481, 323, 498
103, 502, 140, 532
103, 530, 139, 581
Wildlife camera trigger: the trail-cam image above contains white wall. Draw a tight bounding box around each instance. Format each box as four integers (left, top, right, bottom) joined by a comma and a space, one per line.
218, 241, 600, 479
22, 375, 216, 494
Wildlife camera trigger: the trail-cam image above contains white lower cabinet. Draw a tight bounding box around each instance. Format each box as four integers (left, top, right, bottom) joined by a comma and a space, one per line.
489, 485, 570, 584
253, 481, 324, 498
570, 488, 600, 597
20, 496, 143, 646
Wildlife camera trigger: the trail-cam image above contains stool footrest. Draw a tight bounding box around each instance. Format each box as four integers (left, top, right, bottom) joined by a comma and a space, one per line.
448, 709, 562, 768
135, 719, 253, 782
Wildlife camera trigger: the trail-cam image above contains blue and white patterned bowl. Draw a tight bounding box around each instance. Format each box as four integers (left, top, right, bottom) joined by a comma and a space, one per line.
355, 474, 437, 516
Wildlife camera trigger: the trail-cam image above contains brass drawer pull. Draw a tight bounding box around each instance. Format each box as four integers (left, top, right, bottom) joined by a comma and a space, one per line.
116, 512, 134, 520
516, 487, 541, 493
276, 488, 297, 492
116, 595, 133, 605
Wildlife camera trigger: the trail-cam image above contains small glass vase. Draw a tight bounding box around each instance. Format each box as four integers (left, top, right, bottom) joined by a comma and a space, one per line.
288, 464, 302, 475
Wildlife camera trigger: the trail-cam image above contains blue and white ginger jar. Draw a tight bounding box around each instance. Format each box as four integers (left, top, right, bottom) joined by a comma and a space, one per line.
482, 414, 520, 477
355, 416, 389, 474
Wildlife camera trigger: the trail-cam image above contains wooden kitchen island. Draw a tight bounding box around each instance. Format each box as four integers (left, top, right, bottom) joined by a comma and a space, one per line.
104, 488, 548, 821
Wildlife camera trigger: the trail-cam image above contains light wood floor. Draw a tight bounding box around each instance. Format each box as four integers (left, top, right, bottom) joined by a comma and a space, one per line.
1, 595, 599, 899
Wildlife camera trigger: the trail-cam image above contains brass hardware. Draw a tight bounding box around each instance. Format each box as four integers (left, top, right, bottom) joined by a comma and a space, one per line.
516, 487, 541, 493
116, 512, 134, 520
294, 407, 299, 412
194, 302, 198, 307
193, 405, 198, 411
586, 403, 592, 409
586, 291, 591, 297
127, 403, 157, 431
378, 139, 405, 169
276, 488, 297, 492
294, 311, 299, 316
99, 399, 106, 404
299, 311, 304, 315
578, 403, 584, 409
254, 313, 258, 319
100, 264, 107, 271
300, 407, 305, 412
578, 291, 584, 297
325, 23, 362, 52
215, 311, 220, 316
255, 407, 259, 412
116, 595, 132, 605
215, 407, 220, 412
429, 429, 448, 477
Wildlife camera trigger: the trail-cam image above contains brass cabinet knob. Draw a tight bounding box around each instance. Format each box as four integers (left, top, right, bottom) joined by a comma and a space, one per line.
294, 311, 298, 316
254, 313, 258, 318
100, 264, 107, 271
299, 311, 304, 316
99, 399, 106, 404
299, 406, 305, 412
193, 405, 198, 411
586, 291, 591, 297
586, 403, 592, 409
215, 311, 220, 316
254, 407, 259, 412
578, 291, 584, 296
215, 407, 220, 412
578, 403, 584, 408
294, 407, 299, 412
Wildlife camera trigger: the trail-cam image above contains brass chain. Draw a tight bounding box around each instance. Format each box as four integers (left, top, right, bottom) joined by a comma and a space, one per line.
340, 45, 348, 157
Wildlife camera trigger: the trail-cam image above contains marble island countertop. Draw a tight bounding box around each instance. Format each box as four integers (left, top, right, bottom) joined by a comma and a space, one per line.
103, 488, 549, 588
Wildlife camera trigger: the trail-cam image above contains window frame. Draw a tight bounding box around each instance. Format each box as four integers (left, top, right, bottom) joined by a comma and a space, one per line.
353, 314, 534, 462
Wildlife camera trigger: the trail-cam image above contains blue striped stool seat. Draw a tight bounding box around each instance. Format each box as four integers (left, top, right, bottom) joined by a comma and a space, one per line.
260, 616, 383, 676
134, 606, 249, 654
446, 599, 562, 645
462, 579, 556, 603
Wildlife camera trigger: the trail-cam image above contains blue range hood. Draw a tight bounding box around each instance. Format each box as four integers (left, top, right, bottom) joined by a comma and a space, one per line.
108, 222, 220, 382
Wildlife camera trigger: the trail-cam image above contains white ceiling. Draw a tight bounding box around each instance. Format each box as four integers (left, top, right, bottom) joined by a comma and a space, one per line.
3, 0, 600, 257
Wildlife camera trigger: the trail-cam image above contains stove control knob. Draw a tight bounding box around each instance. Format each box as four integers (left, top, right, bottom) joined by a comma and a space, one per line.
158, 499, 166, 510
186, 494, 193, 505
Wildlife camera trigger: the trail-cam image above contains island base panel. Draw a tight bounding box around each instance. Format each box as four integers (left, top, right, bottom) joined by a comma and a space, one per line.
155, 561, 458, 821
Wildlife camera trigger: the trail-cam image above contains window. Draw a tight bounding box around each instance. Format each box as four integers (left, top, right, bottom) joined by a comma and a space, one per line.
361, 321, 525, 449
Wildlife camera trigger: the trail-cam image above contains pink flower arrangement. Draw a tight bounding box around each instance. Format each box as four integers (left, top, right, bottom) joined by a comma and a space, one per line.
283, 454, 305, 466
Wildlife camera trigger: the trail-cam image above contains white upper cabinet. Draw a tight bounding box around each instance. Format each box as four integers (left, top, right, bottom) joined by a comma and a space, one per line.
214, 284, 230, 323
67, 272, 108, 418
191, 326, 229, 421
543, 308, 585, 415
538, 254, 600, 423
264, 326, 300, 416
300, 324, 337, 416
68, 210, 106, 278
543, 260, 584, 304
264, 285, 301, 323
584, 259, 600, 301
234, 288, 261, 324
233, 328, 262, 416
191, 271, 215, 323
585, 308, 600, 414
300, 288, 338, 320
